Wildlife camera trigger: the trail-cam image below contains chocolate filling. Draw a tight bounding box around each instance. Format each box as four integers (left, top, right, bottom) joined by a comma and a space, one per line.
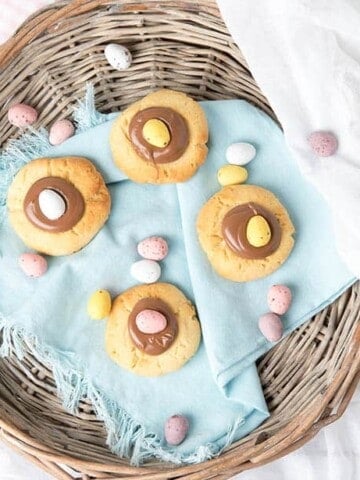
128, 297, 178, 355
221, 203, 281, 259
128, 107, 189, 164
24, 177, 85, 233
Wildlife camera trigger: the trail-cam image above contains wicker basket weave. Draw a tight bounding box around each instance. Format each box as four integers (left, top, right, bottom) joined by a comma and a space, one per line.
0, 1, 359, 479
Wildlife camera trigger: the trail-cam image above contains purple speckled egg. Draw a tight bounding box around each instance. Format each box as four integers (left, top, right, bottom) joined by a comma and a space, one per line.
267, 285, 292, 315
137, 236, 168, 261
164, 415, 189, 446
136, 309, 167, 334
8, 103, 38, 128
258, 313, 283, 343
49, 119, 75, 145
308, 131, 338, 157
19, 253, 48, 278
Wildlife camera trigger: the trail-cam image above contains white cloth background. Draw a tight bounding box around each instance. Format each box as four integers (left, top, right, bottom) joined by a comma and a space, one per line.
217, 0, 360, 279
0, 1, 359, 479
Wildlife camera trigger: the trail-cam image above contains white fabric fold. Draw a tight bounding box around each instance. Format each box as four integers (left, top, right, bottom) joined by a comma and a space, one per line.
217, 0, 360, 277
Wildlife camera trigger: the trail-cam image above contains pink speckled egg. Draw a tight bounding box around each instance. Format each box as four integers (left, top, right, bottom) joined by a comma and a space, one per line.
19, 253, 47, 278
164, 415, 189, 446
49, 119, 75, 145
8, 103, 38, 128
137, 236, 168, 261
258, 313, 283, 343
267, 285, 292, 315
308, 131, 338, 157
136, 309, 167, 334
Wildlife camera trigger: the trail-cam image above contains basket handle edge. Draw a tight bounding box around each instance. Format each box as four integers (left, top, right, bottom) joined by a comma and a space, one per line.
0, 1, 110, 69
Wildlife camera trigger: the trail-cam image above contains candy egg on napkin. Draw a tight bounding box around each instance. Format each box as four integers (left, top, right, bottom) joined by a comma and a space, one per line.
130, 259, 161, 284
267, 285, 292, 315
19, 253, 47, 278
164, 415, 190, 446
137, 236, 168, 261
226, 142, 256, 166
258, 313, 283, 342
87, 290, 112, 320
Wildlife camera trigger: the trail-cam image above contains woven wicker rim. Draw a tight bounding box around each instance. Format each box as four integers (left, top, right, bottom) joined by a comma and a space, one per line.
0, 1, 359, 479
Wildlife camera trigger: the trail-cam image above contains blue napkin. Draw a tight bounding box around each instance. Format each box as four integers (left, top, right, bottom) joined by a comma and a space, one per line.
0, 98, 354, 465
177, 101, 356, 393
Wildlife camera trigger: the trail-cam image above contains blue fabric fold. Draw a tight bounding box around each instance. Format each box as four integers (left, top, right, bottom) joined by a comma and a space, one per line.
0, 98, 354, 464
177, 100, 355, 388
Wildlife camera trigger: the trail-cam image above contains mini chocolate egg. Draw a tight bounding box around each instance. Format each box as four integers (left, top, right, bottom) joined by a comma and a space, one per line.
246, 215, 271, 247
19, 253, 47, 278
49, 119, 75, 146
217, 165, 248, 187
136, 309, 167, 334
137, 236, 169, 261
87, 290, 112, 320
308, 131, 338, 157
131, 259, 161, 284
104, 43, 132, 71
38, 189, 66, 220
8, 103, 38, 128
164, 415, 189, 446
143, 119, 171, 148
226, 142, 256, 166
258, 313, 283, 342
267, 285, 292, 315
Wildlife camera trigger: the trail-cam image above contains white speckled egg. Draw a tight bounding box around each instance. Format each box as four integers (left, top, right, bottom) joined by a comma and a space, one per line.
130, 259, 161, 284
8, 103, 38, 128
164, 415, 189, 446
49, 119, 75, 145
19, 253, 48, 278
104, 44, 132, 71
38, 189, 66, 220
226, 142, 256, 166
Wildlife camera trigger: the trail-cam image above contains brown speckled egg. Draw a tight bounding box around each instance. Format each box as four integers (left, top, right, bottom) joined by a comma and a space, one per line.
267, 285, 292, 315
8, 103, 38, 128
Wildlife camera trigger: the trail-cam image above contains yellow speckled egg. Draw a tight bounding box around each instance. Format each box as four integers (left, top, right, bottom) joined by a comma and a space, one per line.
142, 119, 171, 148
217, 165, 248, 186
246, 215, 272, 247
87, 290, 112, 320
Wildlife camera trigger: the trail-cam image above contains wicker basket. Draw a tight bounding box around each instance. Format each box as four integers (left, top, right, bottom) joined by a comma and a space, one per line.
0, 1, 359, 479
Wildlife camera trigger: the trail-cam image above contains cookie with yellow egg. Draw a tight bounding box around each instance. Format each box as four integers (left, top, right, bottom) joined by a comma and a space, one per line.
106, 282, 201, 377
7, 157, 111, 256
110, 89, 208, 183
197, 185, 295, 282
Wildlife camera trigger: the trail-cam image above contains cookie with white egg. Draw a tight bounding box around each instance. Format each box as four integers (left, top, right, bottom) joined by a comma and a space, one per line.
106, 283, 201, 376
7, 157, 111, 256
197, 185, 295, 282
109, 89, 209, 184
